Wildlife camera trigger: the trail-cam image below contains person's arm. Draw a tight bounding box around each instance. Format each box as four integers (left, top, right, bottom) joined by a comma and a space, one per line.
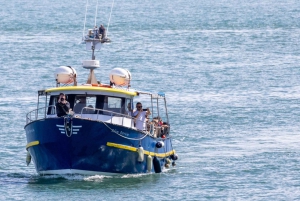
66, 102, 70, 109
65, 102, 71, 114
133, 110, 142, 118
146, 108, 151, 115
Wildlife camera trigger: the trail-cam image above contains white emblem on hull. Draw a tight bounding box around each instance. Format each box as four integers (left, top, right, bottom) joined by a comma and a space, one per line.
56, 125, 82, 134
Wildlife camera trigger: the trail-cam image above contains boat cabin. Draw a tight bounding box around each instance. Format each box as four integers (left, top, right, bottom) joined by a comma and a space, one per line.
27, 86, 170, 138
25, 63, 170, 138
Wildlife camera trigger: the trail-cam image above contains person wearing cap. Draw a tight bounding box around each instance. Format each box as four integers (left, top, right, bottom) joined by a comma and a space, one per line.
56, 93, 70, 117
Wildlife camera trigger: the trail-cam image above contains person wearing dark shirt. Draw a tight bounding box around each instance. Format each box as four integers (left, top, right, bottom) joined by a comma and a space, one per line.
56, 93, 70, 117
99, 24, 106, 39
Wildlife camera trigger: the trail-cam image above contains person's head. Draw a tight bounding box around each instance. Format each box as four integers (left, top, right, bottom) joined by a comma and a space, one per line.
136, 102, 142, 111
59, 93, 66, 102
100, 24, 103, 27
78, 97, 86, 103
127, 102, 131, 109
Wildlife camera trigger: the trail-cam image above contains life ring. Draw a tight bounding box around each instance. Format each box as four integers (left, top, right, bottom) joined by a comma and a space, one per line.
91, 83, 111, 88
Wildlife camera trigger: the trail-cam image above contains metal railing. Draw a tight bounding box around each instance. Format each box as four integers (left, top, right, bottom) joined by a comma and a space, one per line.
78, 107, 135, 128
26, 106, 169, 137
26, 105, 56, 124
86, 106, 170, 137
79, 107, 170, 137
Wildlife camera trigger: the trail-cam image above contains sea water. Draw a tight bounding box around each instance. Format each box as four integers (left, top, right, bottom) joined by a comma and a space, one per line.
1, 0, 300, 200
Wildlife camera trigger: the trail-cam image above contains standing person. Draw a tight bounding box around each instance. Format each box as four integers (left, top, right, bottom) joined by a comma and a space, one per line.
99, 24, 106, 39
132, 102, 151, 130
93, 26, 98, 38
56, 93, 70, 117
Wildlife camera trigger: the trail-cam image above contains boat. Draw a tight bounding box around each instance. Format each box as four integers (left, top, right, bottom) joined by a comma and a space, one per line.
24, 1, 178, 175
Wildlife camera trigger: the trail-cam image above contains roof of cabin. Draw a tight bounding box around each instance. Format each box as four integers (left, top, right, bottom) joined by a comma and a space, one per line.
45, 85, 138, 96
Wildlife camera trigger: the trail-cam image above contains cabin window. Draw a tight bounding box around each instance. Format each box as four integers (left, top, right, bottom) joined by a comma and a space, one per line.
73, 95, 96, 114
103, 96, 124, 115
125, 98, 133, 116
47, 95, 71, 115
108, 97, 121, 108
47, 94, 127, 116
47, 96, 57, 115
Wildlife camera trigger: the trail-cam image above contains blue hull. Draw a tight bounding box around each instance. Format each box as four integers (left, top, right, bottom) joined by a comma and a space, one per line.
25, 118, 175, 175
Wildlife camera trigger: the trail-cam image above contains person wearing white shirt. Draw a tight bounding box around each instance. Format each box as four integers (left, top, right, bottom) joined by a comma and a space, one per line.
132, 102, 151, 130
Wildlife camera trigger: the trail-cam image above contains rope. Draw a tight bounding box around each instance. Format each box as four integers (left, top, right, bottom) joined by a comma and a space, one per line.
100, 120, 149, 140
106, 0, 115, 37
64, 116, 72, 138
82, 0, 89, 40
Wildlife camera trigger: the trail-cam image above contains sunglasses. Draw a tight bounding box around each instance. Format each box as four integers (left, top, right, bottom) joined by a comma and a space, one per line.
137, 106, 142, 108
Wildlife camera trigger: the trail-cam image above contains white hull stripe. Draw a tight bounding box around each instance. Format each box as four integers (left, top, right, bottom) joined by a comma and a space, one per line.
56, 124, 82, 135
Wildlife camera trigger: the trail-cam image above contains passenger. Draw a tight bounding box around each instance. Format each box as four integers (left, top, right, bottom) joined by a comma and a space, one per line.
126, 102, 133, 116
159, 117, 169, 138
152, 116, 168, 138
151, 117, 161, 137
132, 102, 151, 130
56, 93, 71, 117
73, 97, 86, 113
85, 105, 95, 114
94, 26, 99, 38
158, 118, 163, 126
99, 24, 106, 39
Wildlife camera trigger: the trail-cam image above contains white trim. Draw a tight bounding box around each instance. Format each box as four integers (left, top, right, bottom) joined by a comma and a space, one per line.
38, 169, 123, 176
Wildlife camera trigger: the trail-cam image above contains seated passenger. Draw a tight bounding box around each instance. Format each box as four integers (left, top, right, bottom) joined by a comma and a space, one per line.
83, 105, 94, 114
132, 102, 151, 131
152, 117, 169, 138
159, 118, 169, 137
73, 97, 86, 113
56, 93, 71, 117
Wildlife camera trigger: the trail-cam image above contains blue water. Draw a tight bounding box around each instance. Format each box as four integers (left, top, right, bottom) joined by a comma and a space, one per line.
1, 0, 300, 200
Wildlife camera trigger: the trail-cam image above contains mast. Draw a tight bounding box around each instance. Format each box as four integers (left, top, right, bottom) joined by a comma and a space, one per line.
82, 1, 112, 84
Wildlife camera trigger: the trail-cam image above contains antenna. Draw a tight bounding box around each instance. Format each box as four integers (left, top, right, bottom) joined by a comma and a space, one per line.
106, 0, 115, 37
94, 0, 99, 27
82, 0, 89, 41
